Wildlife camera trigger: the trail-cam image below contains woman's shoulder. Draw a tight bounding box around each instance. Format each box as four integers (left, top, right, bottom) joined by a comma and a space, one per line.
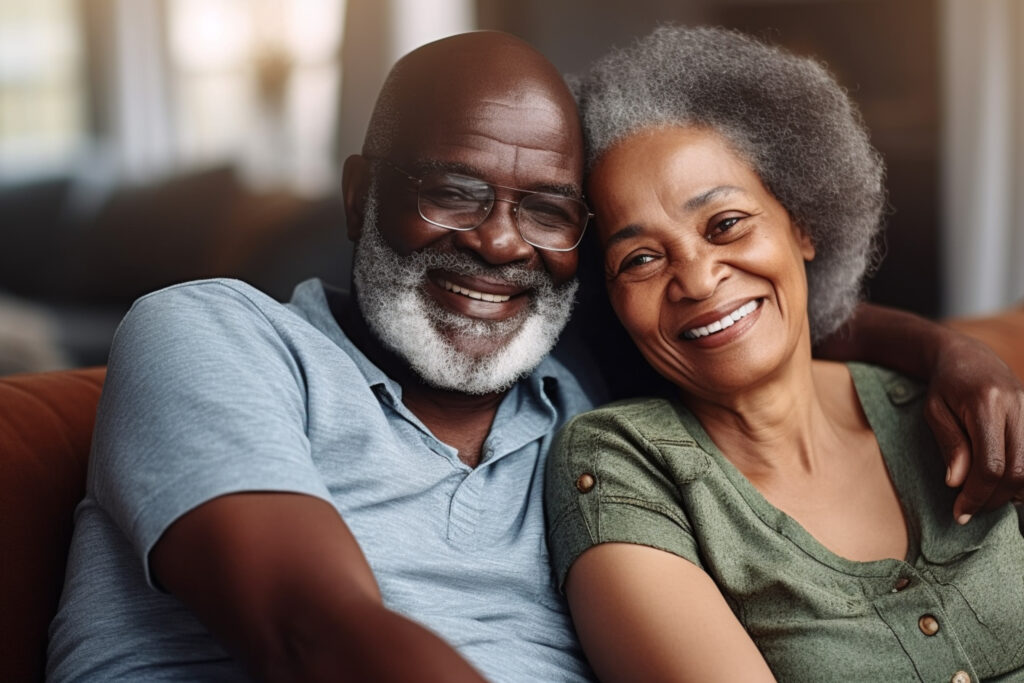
845, 362, 927, 408
558, 397, 702, 453
550, 396, 712, 487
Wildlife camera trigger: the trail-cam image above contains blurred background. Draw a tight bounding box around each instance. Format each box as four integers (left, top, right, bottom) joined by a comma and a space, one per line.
1, 0, 1022, 375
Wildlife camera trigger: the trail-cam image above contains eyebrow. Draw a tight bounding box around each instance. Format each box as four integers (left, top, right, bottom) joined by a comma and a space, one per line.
683, 185, 744, 211
603, 185, 746, 247
414, 158, 582, 200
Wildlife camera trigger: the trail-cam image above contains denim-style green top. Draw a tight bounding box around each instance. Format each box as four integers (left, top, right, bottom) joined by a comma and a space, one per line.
546, 363, 1024, 682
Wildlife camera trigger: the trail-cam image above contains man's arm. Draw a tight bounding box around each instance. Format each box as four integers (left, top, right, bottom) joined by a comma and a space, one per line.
816, 302, 1024, 521
151, 492, 488, 683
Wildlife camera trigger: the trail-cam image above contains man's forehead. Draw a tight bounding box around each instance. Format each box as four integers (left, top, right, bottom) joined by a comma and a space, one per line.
394, 88, 582, 182
434, 97, 576, 149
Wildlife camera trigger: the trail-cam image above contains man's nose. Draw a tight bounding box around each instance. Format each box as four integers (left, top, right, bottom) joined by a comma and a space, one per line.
450, 199, 535, 265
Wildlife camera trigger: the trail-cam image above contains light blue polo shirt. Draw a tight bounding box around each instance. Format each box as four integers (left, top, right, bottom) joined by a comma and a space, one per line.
47, 278, 598, 682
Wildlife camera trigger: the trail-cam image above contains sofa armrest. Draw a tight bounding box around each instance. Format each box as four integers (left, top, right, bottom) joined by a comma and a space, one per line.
0, 367, 105, 683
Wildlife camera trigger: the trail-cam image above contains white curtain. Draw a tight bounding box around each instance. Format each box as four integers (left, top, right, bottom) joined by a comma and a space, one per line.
941, 0, 1024, 316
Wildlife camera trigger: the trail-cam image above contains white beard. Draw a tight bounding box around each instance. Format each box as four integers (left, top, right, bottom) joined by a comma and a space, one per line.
352, 184, 578, 395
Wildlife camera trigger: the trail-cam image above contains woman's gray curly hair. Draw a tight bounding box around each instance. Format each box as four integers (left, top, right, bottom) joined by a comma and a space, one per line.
574, 25, 886, 342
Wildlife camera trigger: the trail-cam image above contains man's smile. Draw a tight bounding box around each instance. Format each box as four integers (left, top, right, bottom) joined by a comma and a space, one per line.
438, 278, 513, 303
426, 271, 533, 321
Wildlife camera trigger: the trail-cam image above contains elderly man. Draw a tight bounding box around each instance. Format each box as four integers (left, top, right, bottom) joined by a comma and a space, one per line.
47, 31, 1023, 683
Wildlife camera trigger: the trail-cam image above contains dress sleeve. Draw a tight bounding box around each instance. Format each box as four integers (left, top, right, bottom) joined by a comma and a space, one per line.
544, 400, 712, 590
88, 281, 332, 588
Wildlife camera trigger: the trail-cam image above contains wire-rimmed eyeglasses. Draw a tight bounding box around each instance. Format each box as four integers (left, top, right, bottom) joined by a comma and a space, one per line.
368, 157, 591, 252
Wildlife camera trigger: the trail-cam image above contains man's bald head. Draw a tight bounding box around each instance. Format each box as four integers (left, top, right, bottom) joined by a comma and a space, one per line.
363, 31, 582, 174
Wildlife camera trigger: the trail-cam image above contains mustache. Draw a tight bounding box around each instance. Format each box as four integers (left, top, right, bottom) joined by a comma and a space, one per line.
388, 244, 555, 290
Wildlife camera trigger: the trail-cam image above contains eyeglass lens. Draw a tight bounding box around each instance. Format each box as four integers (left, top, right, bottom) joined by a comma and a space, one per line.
416, 172, 586, 251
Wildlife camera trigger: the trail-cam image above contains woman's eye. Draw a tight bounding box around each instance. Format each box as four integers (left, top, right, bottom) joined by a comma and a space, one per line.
715, 216, 741, 232
707, 215, 746, 241
619, 253, 658, 272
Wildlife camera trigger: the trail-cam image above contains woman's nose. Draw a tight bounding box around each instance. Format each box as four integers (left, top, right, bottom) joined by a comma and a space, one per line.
665, 248, 727, 302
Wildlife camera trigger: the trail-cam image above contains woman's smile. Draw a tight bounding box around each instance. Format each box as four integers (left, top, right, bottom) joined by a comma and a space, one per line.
680, 298, 763, 340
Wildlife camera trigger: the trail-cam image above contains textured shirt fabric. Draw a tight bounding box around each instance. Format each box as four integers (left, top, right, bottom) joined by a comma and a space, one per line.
547, 362, 1024, 682
47, 278, 598, 683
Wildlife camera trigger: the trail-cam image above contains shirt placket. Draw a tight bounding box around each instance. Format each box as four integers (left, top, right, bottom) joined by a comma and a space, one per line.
872, 566, 979, 683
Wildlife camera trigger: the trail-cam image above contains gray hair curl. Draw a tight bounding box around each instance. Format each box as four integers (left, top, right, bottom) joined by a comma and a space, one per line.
575, 25, 886, 342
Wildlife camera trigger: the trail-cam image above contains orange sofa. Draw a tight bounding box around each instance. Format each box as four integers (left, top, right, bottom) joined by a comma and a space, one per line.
0, 367, 105, 682
1, 306, 1021, 682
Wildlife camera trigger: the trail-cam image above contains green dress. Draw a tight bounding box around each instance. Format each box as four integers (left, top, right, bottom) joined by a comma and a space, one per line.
546, 363, 1024, 682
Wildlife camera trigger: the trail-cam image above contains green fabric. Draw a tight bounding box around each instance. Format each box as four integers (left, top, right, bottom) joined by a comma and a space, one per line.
546, 363, 1024, 682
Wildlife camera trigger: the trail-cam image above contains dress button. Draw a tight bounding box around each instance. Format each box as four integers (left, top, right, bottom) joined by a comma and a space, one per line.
576, 473, 596, 493
892, 577, 911, 592
951, 671, 971, 683
918, 614, 940, 636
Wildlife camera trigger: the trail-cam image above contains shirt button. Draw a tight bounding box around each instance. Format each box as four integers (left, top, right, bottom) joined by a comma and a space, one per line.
918, 614, 940, 636
951, 671, 971, 683
576, 473, 596, 493
892, 577, 911, 592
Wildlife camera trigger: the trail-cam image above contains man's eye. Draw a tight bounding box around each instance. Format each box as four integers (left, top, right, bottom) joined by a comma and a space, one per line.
524, 200, 575, 228
421, 186, 486, 206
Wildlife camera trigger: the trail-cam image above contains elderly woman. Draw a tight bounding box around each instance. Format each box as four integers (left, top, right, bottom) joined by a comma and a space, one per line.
546, 26, 1024, 682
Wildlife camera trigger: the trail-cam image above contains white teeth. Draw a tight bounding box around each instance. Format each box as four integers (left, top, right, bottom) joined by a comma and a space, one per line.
440, 279, 511, 303
683, 299, 761, 339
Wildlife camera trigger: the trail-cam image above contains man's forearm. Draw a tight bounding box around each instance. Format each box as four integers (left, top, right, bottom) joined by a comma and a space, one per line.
152, 492, 488, 683
814, 302, 949, 379
258, 598, 488, 683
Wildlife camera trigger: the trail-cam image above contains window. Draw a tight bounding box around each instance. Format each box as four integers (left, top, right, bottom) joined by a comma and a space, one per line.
167, 0, 346, 194
0, 0, 85, 180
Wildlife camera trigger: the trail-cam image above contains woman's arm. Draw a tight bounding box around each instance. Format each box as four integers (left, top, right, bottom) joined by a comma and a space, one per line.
566, 543, 776, 683
815, 302, 1024, 522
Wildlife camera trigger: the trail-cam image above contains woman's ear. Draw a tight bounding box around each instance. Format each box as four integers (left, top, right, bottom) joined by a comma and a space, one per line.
794, 223, 815, 261
342, 154, 370, 241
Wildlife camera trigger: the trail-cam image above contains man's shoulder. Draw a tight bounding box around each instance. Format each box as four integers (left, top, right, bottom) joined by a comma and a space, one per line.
113, 277, 345, 360
127, 277, 293, 323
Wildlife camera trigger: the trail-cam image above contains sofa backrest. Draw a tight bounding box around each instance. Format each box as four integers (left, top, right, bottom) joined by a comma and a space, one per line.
947, 304, 1024, 382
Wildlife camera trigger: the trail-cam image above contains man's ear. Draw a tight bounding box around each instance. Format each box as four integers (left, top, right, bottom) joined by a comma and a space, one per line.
342, 154, 370, 241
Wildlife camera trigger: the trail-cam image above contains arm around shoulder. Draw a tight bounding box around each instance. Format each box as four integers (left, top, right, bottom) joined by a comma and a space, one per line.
817, 302, 1024, 519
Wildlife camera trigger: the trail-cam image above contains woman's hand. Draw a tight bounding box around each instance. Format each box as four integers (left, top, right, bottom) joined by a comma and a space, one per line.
922, 333, 1024, 523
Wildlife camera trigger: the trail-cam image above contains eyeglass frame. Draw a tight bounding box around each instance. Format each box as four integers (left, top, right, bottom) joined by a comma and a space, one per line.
365, 156, 592, 252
